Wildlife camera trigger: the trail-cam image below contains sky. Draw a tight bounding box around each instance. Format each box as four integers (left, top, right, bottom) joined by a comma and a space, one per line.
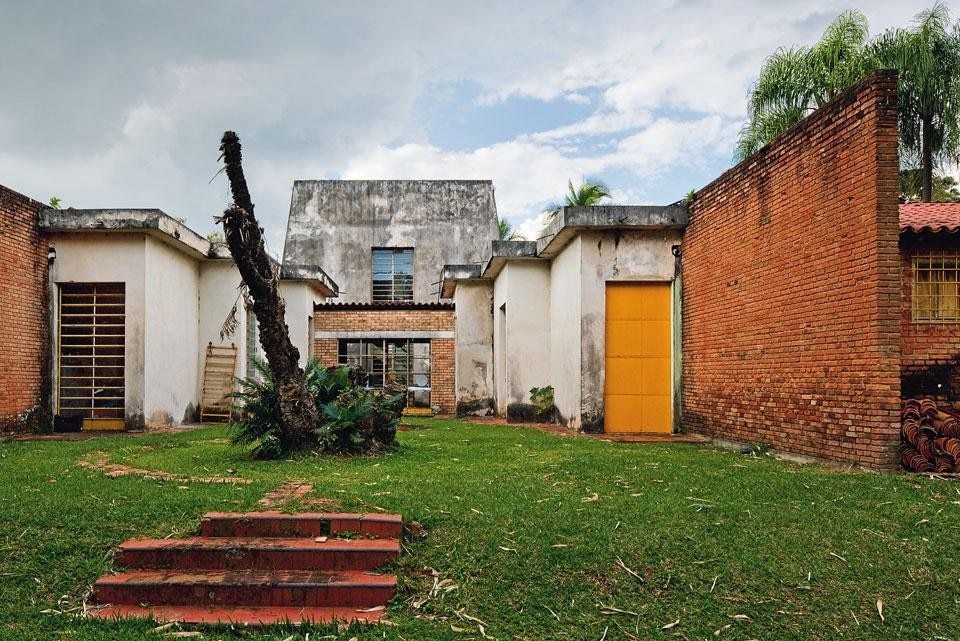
0, 1, 951, 253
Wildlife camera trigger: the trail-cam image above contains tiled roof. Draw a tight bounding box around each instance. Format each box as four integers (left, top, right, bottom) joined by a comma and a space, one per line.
900, 202, 960, 234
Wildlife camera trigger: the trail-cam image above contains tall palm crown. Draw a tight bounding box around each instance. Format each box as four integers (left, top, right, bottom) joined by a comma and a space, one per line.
736, 4, 960, 202
736, 11, 872, 160
873, 4, 960, 201
547, 179, 611, 217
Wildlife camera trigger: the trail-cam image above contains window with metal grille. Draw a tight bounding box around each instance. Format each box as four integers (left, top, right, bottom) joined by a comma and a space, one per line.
246, 309, 260, 379
57, 283, 125, 425
913, 251, 960, 322
338, 338, 431, 407
372, 248, 413, 301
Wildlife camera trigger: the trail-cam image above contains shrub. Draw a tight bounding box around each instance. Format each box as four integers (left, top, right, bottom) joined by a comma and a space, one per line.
529, 385, 558, 422
230, 360, 403, 459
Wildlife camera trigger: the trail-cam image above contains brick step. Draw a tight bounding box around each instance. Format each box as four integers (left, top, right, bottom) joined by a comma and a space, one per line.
200, 512, 403, 539
115, 536, 399, 571
88, 603, 385, 626
93, 569, 396, 608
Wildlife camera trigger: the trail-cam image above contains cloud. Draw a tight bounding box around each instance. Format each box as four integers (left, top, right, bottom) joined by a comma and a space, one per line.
0, 0, 948, 246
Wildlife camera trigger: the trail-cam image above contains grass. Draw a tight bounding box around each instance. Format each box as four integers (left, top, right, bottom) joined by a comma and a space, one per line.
0, 418, 958, 640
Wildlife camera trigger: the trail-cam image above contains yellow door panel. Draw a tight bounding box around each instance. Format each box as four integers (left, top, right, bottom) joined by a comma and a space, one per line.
604, 282, 672, 433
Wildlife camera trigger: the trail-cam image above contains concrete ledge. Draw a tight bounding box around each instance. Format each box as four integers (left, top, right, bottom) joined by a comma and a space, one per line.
40, 208, 212, 259
481, 240, 543, 279
537, 204, 688, 258
440, 264, 482, 299
280, 263, 339, 298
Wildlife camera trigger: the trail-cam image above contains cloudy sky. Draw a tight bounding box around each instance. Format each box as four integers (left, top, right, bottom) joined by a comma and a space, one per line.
0, 1, 949, 252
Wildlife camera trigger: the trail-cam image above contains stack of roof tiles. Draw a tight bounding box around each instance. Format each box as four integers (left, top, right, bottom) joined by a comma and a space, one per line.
900, 398, 960, 473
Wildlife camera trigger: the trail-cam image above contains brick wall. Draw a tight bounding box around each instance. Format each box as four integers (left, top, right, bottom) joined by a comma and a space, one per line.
313, 306, 456, 414
0, 184, 49, 433
681, 70, 902, 467
899, 233, 960, 400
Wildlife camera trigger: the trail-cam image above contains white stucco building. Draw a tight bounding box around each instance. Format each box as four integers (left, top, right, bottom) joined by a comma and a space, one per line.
442, 205, 687, 433
40, 209, 336, 430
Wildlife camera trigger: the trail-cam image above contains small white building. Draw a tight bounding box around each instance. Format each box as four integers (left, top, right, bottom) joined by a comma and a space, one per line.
40, 209, 336, 430
442, 205, 687, 433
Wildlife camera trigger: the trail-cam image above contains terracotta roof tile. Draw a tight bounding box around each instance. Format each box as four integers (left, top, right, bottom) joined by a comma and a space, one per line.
900, 202, 960, 234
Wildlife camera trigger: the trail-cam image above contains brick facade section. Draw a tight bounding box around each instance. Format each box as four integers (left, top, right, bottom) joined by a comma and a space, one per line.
681, 71, 902, 467
0, 184, 49, 433
899, 232, 960, 400
313, 308, 455, 414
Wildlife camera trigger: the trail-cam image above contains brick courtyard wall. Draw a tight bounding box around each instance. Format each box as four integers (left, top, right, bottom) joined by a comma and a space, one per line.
899, 232, 960, 401
313, 306, 456, 414
0, 184, 49, 433
681, 70, 902, 467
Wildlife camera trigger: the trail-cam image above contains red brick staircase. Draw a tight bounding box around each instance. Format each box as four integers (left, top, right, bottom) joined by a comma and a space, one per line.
88, 512, 402, 626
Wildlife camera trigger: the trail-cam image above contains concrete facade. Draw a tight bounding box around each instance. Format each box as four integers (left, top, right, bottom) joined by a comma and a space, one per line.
42, 209, 335, 429
283, 180, 499, 303
443, 205, 687, 430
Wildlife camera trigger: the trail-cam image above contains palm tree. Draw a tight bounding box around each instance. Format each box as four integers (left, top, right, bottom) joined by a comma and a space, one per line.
736, 10, 872, 160
498, 218, 524, 240
874, 4, 960, 201
547, 178, 611, 217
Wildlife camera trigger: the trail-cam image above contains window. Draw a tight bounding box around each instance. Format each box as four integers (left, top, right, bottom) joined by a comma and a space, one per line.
246, 309, 260, 378
338, 338, 431, 407
372, 248, 413, 301
914, 251, 960, 322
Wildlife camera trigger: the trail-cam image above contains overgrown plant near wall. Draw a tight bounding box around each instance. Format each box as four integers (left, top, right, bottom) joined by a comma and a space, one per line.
230, 360, 403, 459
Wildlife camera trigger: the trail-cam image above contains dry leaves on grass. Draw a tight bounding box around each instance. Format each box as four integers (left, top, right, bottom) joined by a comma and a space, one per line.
78, 451, 250, 485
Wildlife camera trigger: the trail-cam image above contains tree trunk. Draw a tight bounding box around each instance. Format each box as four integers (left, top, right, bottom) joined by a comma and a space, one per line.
922, 116, 934, 202
218, 131, 318, 448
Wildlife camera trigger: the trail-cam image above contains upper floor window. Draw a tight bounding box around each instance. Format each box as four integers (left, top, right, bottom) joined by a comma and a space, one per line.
372, 248, 413, 301
913, 251, 960, 322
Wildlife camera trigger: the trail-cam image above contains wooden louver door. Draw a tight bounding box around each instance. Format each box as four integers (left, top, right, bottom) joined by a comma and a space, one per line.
58, 283, 126, 430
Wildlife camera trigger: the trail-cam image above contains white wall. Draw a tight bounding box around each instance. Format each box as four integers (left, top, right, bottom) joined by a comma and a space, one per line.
578, 230, 681, 431
198, 260, 248, 392
47, 233, 147, 427
491, 261, 551, 412
279, 281, 318, 368
143, 236, 201, 427
549, 236, 582, 427
453, 281, 494, 413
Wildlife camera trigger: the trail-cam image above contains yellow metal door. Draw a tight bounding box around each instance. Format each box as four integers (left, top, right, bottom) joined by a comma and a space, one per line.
604, 282, 672, 433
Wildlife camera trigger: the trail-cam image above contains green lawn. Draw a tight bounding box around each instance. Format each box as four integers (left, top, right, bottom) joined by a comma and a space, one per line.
1, 419, 957, 640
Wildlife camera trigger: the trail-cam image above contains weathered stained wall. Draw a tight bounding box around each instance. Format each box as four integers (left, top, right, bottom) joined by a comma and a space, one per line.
278, 281, 320, 367
578, 230, 681, 432
549, 237, 582, 427
681, 70, 902, 467
899, 232, 960, 400
0, 184, 49, 432
48, 233, 147, 428
283, 181, 499, 303
453, 281, 495, 414
491, 261, 551, 413
143, 236, 200, 427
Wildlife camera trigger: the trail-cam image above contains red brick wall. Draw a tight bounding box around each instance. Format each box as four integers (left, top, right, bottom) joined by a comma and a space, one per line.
0, 184, 49, 432
313, 307, 456, 414
899, 233, 960, 400
681, 70, 902, 467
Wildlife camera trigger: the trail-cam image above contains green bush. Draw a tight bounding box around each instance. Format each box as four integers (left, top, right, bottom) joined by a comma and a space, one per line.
230, 360, 403, 459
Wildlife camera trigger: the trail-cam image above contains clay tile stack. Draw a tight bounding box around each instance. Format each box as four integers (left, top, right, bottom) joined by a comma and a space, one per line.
900, 398, 960, 474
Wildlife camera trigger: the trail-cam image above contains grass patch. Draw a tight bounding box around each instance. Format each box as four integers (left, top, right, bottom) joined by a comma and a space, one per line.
1, 419, 958, 640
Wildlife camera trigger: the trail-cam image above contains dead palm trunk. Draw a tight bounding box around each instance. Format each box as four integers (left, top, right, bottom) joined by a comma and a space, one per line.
218, 131, 318, 449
